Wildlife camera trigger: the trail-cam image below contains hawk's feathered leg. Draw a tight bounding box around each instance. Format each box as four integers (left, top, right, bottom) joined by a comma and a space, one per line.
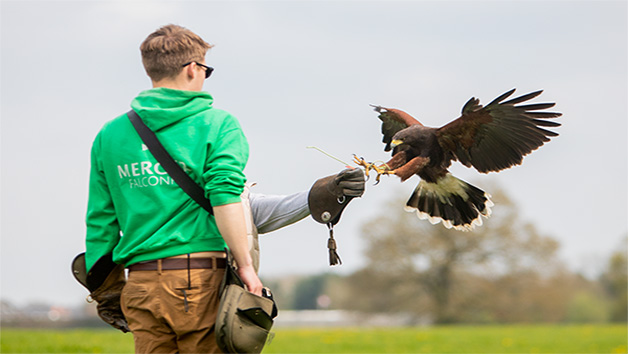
391, 156, 429, 182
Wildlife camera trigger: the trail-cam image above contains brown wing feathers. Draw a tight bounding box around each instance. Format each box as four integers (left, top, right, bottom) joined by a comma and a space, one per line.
371, 105, 422, 152
437, 89, 561, 173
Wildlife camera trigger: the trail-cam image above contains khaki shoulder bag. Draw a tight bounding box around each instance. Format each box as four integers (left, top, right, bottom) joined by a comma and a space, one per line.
216, 252, 278, 353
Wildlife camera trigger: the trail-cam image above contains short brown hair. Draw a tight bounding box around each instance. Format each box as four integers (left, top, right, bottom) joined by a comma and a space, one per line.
140, 24, 213, 81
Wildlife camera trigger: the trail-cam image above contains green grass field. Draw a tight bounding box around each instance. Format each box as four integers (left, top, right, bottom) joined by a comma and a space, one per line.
1, 324, 626, 353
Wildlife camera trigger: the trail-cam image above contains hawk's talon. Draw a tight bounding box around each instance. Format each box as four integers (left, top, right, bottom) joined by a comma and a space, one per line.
353, 155, 373, 172
374, 169, 395, 185
353, 154, 395, 184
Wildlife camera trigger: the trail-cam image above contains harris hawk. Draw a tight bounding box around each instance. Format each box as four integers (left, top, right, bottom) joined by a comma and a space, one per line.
355, 88, 561, 231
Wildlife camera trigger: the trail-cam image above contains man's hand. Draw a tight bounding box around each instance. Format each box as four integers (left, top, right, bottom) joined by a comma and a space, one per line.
237, 264, 263, 296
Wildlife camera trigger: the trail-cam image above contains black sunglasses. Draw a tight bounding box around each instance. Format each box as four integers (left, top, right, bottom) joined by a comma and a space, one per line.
182, 61, 214, 79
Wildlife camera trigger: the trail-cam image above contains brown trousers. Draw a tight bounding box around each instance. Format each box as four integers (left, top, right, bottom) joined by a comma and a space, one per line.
121, 266, 225, 353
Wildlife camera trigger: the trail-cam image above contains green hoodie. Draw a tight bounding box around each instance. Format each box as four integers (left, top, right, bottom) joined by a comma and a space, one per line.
85, 88, 248, 271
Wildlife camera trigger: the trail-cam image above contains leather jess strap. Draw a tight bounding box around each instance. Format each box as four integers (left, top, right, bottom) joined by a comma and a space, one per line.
128, 258, 227, 272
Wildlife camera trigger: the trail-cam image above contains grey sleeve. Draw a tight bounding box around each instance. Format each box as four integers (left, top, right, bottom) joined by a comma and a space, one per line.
249, 190, 311, 234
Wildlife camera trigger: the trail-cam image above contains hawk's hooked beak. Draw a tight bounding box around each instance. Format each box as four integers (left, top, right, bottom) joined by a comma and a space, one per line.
391, 139, 403, 148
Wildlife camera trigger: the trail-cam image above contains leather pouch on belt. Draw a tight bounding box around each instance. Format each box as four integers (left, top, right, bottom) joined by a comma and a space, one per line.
71, 253, 130, 333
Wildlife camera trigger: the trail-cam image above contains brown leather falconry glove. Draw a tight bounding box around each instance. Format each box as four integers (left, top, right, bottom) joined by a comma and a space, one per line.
72, 253, 130, 333
308, 168, 365, 265
309, 168, 365, 224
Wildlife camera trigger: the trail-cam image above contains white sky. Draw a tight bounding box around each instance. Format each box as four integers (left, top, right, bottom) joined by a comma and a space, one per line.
1, 0, 626, 307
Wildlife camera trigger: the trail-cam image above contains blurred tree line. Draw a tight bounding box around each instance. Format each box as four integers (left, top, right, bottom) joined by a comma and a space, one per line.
266, 187, 627, 324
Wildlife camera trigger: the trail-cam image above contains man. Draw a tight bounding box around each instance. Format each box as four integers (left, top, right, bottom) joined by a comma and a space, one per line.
84, 24, 364, 353
86, 24, 261, 353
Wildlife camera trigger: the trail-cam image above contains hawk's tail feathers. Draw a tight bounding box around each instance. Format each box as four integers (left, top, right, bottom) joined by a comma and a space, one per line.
404, 174, 493, 231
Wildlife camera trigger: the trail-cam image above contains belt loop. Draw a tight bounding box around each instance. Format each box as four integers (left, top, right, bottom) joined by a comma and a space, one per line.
158, 259, 162, 275
211, 256, 216, 273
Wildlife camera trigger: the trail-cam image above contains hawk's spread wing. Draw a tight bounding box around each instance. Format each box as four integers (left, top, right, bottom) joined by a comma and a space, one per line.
436, 89, 561, 173
371, 105, 422, 152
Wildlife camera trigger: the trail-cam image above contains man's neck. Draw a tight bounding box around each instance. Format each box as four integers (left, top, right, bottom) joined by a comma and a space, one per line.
152, 81, 190, 91
152, 77, 201, 91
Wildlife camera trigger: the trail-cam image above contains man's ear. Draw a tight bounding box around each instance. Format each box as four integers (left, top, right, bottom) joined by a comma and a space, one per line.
184, 62, 196, 79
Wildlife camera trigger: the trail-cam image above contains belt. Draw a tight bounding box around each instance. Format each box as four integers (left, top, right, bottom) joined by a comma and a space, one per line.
127, 257, 227, 272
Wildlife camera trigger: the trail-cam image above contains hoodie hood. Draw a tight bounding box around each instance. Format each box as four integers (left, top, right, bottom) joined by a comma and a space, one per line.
131, 87, 214, 131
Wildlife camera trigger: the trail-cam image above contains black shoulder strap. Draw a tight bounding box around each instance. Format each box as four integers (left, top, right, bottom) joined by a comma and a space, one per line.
127, 110, 213, 215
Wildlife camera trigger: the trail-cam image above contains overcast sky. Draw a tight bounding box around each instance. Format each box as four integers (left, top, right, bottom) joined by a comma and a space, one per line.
1, 0, 626, 307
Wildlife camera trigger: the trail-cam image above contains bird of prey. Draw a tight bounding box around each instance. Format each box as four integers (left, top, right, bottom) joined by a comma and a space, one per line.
355, 88, 561, 231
